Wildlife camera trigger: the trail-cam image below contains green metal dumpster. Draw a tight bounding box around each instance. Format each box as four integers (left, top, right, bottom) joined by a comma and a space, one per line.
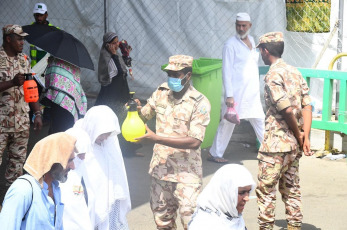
162, 57, 223, 149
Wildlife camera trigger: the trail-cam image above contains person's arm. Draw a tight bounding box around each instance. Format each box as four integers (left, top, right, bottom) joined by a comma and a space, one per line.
137, 96, 211, 150
279, 106, 303, 147
265, 71, 303, 147
0, 179, 33, 229
300, 75, 313, 156
301, 105, 312, 155
29, 101, 43, 132
137, 124, 202, 149
222, 42, 235, 107
0, 73, 25, 92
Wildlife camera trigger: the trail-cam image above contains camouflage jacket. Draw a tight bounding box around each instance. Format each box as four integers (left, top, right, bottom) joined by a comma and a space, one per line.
141, 83, 211, 184
259, 59, 311, 153
0, 46, 30, 132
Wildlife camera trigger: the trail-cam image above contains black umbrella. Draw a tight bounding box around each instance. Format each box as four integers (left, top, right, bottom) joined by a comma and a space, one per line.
22, 25, 94, 70
22, 24, 59, 41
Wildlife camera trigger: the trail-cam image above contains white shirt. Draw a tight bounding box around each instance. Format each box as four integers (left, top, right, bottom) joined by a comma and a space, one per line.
60, 169, 93, 230
222, 35, 264, 119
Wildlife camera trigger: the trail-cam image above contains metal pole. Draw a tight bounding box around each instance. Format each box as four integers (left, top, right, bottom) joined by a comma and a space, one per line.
337, 0, 344, 70
335, 0, 344, 120
104, 0, 107, 33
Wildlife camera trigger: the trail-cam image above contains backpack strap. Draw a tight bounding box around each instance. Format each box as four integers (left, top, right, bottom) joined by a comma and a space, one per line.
18, 178, 33, 221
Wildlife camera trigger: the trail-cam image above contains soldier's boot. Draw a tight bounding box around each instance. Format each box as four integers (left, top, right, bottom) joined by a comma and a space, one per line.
287, 224, 301, 230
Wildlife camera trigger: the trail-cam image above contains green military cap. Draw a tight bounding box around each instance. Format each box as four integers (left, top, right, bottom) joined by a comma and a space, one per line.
256, 32, 283, 48
2, 24, 28, 37
164, 55, 193, 71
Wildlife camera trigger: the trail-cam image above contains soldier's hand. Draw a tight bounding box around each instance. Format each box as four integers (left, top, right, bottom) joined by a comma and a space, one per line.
12, 73, 25, 86
226, 97, 234, 107
33, 115, 43, 132
303, 137, 312, 156
125, 98, 142, 112
296, 131, 304, 149
135, 124, 155, 144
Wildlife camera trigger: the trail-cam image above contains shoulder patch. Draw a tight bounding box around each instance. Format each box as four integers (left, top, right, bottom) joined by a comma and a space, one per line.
199, 105, 208, 115
189, 90, 204, 101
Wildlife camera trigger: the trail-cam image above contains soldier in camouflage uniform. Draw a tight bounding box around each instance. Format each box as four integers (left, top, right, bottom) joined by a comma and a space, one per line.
0, 25, 42, 199
255, 32, 313, 230
136, 55, 211, 230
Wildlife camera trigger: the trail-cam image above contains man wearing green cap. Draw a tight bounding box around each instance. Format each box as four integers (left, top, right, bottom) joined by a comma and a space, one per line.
136, 55, 211, 230
256, 32, 313, 230
0, 24, 43, 205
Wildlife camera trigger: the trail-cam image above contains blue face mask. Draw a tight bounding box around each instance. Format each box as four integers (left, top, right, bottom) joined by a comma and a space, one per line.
168, 73, 188, 92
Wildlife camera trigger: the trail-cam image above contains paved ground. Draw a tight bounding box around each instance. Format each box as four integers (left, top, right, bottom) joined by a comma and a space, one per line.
125, 122, 347, 230
1, 121, 347, 230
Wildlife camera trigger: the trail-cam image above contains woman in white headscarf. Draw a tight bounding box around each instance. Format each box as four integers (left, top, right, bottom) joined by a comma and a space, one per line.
80, 105, 131, 230
60, 127, 93, 230
188, 164, 255, 230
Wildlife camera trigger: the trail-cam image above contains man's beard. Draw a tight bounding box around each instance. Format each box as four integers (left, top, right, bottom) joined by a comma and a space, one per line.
237, 29, 251, 40
51, 167, 69, 183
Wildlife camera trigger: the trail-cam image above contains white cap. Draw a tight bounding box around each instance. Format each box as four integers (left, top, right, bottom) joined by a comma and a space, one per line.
236, 12, 251, 22
33, 3, 47, 14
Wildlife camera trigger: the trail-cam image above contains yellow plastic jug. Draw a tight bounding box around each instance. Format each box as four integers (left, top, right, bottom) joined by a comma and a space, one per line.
121, 92, 146, 142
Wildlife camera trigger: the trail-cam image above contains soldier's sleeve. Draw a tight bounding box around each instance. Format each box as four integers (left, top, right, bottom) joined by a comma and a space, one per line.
300, 74, 311, 107
140, 89, 158, 121
265, 72, 291, 111
188, 97, 211, 142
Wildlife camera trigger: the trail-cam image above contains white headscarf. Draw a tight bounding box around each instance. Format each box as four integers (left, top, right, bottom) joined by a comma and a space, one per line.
61, 127, 93, 230
80, 105, 131, 229
189, 164, 255, 230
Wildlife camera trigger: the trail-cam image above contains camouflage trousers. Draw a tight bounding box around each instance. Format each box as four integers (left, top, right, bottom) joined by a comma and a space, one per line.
0, 130, 29, 186
150, 177, 202, 230
256, 150, 303, 229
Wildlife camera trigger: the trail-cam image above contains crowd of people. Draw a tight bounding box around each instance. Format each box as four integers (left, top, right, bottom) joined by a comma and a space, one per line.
0, 3, 313, 230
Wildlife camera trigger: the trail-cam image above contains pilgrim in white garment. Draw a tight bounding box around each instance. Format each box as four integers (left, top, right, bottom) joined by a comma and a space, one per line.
188, 164, 256, 230
80, 105, 131, 230
209, 12, 265, 161
60, 127, 93, 230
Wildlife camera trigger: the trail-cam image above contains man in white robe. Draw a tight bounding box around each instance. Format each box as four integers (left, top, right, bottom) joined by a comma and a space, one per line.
208, 12, 265, 163
60, 127, 93, 230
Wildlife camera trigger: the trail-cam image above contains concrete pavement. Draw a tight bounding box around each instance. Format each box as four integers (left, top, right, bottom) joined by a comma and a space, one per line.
125, 121, 347, 230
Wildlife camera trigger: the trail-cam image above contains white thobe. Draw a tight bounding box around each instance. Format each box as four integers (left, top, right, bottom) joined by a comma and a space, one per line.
60, 169, 93, 230
210, 35, 265, 158
222, 35, 264, 119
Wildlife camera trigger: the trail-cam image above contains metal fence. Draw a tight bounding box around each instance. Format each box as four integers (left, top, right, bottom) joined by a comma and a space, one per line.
0, 0, 345, 104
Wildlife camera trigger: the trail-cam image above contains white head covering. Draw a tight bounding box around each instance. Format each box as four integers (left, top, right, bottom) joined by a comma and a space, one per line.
189, 164, 255, 230
236, 12, 251, 22
65, 127, 92, 155
80, 105, 131, 229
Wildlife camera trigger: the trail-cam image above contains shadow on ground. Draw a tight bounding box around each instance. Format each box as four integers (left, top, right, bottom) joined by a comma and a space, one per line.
275, 219, 322, 230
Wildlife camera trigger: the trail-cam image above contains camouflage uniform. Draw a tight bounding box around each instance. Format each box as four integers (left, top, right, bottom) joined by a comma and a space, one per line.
0, 27, 31, 186
256, 32, 311, 230
141, 75, 210, 229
